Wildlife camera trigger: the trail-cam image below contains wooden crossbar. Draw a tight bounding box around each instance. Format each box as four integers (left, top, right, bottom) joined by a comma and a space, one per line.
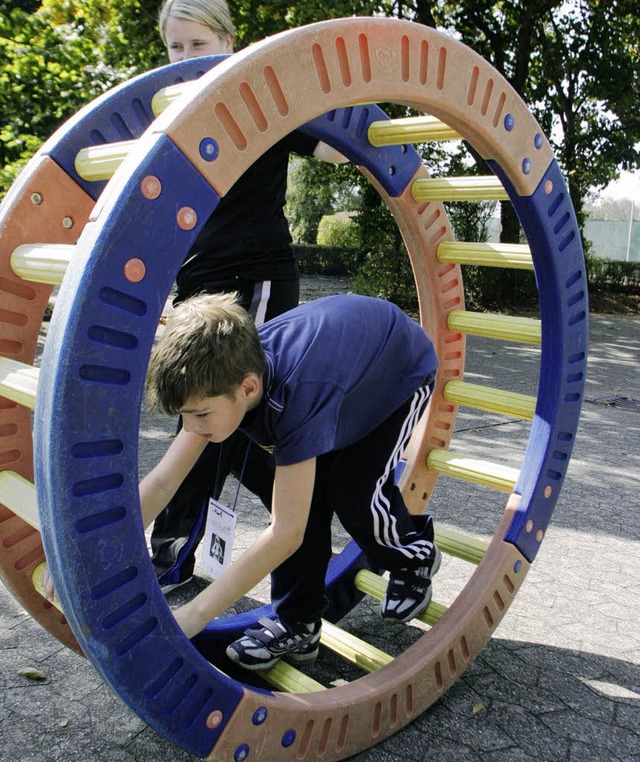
75, 141, 132, 182
448, 310, 542, 345
412, 176, 509, 202
0, 470, 39, 528
437, 241, 533, 269
11, 243, 74, 286
427, 449, 519, 492
151, 81, 193, 116
0, 357, 39, 409
368, 115, 460, 146
434, 525, 490, 565
444, 380, 536, 420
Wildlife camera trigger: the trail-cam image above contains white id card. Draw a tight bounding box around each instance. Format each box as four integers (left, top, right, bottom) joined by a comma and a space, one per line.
201, 498, 236, 580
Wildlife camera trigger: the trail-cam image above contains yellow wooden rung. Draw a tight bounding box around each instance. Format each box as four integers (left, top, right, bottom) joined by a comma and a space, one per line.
0, 357, 39, 409
427, 449, 519, 492
75, 79, 197, 182
354, 570, 447, 625
320, 619, 392, 673
262, 660, 326, 693
433, 525, 489, 565
151, 81, 193, 116
11, 243, 74, 286
75, 140, 133, 182
368, 116, 460, 147
437, 241, 533, 270
412, 176, 509, 202
0, 470, 39, 528
444, 380, 536, 420
448, 310, 541, 345
261, 615, 398, 690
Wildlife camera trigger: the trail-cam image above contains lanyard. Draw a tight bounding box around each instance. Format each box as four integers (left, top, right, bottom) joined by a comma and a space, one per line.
214, 440, 252, 512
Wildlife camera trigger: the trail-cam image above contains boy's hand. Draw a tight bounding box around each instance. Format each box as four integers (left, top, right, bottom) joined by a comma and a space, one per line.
41, 565, 56, 602
168, 458, 318, 641
32, 562, 62, 612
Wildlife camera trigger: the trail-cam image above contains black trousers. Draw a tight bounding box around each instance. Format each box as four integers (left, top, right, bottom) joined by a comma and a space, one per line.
271, 382, 436, 628
150, 276, 298, 583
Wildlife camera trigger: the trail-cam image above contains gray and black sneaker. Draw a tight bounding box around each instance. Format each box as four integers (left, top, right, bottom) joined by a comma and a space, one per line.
381, 545, 442, 623
226, 615, 322, 671
159, 576, 193, 596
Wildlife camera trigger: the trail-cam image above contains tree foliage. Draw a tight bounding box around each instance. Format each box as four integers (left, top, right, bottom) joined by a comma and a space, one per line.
316, 211, 360, 248
1, 0, 639, 298
531, 1, 640, 224
0, 0, 165, 198
355, 1, 639, 240
229, 0, 379, 47
286, 158, 358, 243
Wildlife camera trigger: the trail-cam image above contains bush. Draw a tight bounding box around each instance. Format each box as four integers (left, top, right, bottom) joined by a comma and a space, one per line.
585, 253, 640, 292
294, 246, 639, 314
350, 250, 419, 312
461, 266, 539, 313
316, 211, 360, 248
293, 244, 361, 276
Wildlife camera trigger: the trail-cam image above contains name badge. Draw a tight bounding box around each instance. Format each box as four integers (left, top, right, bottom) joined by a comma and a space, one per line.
201, 498, 236, 580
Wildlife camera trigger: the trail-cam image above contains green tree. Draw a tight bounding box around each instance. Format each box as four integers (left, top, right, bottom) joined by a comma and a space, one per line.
316, 211, 360, 247
531, 0, 640, 226
350, 183, 419, 310
0, 0, 165, 200
286, 157, 358, 243
368, 1, 639, 241
229, 0, 380, 47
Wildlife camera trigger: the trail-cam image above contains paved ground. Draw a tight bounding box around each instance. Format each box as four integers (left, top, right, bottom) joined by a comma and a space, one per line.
1, 276, 639, 761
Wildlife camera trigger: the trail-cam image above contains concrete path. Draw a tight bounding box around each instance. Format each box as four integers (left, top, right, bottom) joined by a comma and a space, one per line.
1, 277, 638, 761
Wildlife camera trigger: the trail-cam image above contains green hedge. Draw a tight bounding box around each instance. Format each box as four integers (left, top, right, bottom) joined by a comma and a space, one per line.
585, 254, 640, 292
294, 245, 639, 310
293, 244, 363, 276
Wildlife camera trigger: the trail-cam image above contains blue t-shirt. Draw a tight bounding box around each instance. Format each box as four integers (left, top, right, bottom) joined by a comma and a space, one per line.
239, 295, 438, 466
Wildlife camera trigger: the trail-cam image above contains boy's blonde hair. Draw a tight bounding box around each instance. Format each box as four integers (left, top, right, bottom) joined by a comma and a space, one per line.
158, 0, 235, 45
146, 292, 265, 414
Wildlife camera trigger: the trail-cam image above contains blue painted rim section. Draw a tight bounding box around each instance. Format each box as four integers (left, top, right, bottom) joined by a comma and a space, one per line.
40, 56, 229, 200
302, 106, 422, 196
35, 134, 234, 757
488, 159, 588, 562
33, 58, 422, 754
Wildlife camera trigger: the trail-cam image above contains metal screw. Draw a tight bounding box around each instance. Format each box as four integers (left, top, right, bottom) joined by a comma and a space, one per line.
31, 193, 43, 205
62, 216, 73, 229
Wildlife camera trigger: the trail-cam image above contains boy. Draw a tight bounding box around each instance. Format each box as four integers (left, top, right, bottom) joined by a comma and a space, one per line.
150, 1, 347, 591
141, 292, 440, 671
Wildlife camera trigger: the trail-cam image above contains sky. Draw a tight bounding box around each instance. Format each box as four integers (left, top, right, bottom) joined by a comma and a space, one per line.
597, 169, 640, 204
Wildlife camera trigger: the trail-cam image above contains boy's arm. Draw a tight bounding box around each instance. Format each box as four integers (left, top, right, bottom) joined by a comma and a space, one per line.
39, 428, 208, 605
172, 457, 316, 639
139, 428, 208, 529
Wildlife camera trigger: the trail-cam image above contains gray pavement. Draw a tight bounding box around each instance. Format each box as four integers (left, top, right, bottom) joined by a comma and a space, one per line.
1, 276, 639, 761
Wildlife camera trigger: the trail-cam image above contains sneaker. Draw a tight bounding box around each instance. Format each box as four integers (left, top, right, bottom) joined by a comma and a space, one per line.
381, 545, 442, 623
226, 616, 322, 672
159, 576, 193, 595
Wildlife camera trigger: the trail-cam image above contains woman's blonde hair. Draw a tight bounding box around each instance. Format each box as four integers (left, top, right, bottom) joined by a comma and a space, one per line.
158, 0, 235, 45
146, 292, 265, 415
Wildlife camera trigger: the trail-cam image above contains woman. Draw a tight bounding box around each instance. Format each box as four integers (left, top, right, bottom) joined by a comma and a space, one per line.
150, 0, 347, 593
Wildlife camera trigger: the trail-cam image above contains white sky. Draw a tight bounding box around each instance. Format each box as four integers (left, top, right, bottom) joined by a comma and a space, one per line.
597, 170, 640, 203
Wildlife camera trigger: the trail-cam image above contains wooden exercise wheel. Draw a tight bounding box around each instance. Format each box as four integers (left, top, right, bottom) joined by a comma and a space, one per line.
0, 18, 587, 760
